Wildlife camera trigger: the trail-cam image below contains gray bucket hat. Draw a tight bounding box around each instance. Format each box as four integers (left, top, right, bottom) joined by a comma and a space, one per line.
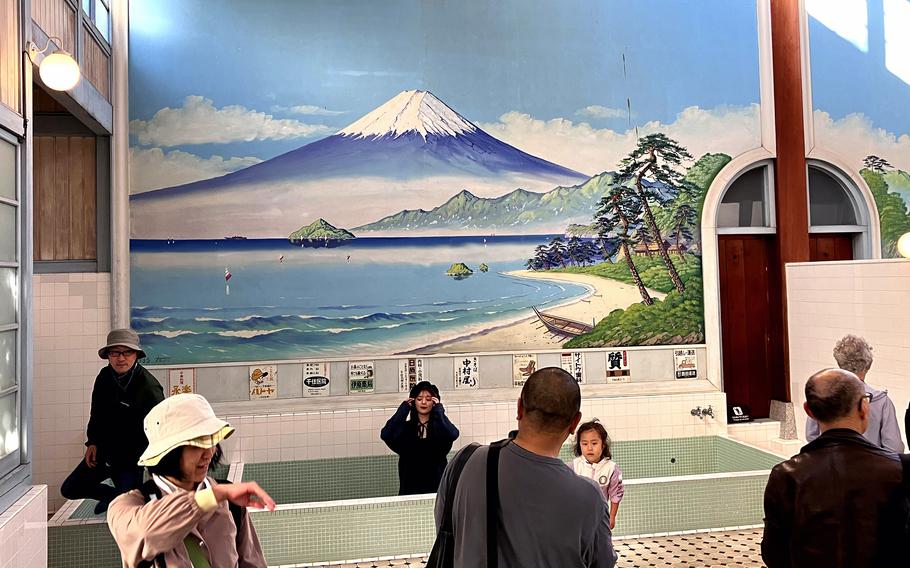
99, 328, 146, 360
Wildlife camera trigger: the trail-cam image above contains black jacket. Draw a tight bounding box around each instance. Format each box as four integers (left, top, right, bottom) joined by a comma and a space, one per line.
762, 428, 908, 567
86, 363, 165, 467
380, 402, 459, 495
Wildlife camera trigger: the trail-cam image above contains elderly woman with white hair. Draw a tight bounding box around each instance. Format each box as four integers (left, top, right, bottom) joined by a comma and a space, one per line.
108, 394, 275, 568
805, 334, 903, 452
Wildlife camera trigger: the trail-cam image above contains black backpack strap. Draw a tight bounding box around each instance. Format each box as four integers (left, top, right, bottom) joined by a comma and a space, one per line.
486, 440, 508, 568
440, 443, 481, 533
137, 480, 166, 568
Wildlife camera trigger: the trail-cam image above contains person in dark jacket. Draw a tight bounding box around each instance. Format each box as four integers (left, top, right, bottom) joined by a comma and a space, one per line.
762, 368, 908, 568
380, 381, 459, 495
61, 329, 165, 513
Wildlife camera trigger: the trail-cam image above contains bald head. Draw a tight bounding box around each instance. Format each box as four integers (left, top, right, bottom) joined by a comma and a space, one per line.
805, 368, 865, 425
519, 367, 581, 434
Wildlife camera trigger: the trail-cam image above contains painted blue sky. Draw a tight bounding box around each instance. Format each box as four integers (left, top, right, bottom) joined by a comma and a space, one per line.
129, 0, 760, 163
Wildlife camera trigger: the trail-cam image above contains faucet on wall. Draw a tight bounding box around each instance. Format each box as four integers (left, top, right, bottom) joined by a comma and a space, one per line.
690, 405, 715, 419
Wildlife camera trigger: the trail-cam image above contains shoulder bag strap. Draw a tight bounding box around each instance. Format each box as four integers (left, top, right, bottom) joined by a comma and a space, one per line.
441, 443, 481, 532
486, 439, 507, 568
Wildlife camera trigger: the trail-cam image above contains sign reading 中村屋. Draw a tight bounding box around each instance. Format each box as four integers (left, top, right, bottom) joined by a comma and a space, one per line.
560, 352, 586, 384
455, 356, 479, 389
674, 348, 698, 379
513, 354, 537, 387
303, 362, 330, 397
398, 358, 425, 393
167, 369, 196, 396
249, 365, 278, 399
605, 350, 630, 383
349, 361, 375, 394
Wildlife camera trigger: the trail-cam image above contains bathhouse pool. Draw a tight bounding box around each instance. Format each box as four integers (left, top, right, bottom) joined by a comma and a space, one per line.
48, 436, 782, 567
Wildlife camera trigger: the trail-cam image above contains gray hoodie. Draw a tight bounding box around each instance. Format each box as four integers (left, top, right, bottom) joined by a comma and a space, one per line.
806, 383, 904, 453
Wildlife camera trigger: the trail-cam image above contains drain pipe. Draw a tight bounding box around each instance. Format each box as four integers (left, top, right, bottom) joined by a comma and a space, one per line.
110, 0, 130, 328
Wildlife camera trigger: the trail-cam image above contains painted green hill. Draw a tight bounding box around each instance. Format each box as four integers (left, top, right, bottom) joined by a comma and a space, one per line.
862, 168, 910, 257
288, 219, 355, 243
883, 169, 910, 208
353, 173, 620, 233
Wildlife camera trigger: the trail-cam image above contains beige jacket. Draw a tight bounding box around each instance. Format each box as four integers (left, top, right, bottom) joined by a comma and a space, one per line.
107, 478, 267, 568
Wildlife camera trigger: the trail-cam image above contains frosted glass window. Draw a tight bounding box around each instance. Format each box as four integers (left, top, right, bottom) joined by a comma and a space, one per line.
0, 139, 14, 201
0, 393, 18, 459
809, 167, 857, 226
718, 167, 768, 228
0, 331, 13, 391
0, 268, 16, 325
0, 203, 15, 262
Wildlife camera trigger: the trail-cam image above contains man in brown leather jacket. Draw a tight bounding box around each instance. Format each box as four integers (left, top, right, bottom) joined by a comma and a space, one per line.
762, 368, 908, 567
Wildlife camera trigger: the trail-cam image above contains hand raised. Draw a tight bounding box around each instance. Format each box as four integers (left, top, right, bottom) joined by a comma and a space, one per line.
212, 481, 276, 512
405, 398, 415, 406
430, 397, 440, 406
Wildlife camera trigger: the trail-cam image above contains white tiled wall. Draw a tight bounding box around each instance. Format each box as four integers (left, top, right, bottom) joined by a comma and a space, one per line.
786, 259, 910, 443
28, 272, 728, 511
218, 391, 729, 463
0, 486, 47, 568
32, 273, 112, 512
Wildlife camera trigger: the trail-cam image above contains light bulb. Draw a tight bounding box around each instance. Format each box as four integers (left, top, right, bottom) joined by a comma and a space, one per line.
39, 51, 80, 91
897, 232, 910, 259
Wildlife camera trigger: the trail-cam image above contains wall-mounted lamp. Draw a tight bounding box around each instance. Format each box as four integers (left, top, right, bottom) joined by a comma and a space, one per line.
898, 232, 910, 259
27, 37, 80, 91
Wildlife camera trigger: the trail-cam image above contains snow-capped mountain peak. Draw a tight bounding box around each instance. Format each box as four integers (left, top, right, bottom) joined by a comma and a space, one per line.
338, 90, 478, 140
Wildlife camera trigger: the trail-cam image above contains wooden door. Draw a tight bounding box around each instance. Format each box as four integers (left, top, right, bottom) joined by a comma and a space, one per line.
718, 235, 785, 419
809, 234, 854, 261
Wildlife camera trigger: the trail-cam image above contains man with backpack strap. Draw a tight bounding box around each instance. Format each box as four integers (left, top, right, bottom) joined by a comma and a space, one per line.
433, 367, 617, 567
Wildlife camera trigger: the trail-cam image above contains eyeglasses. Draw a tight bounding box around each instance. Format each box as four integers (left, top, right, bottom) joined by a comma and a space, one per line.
108, 350, 136, 358
862, 393, 873, 403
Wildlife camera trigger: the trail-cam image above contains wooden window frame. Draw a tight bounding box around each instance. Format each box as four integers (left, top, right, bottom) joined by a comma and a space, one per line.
32, 114, 110, 273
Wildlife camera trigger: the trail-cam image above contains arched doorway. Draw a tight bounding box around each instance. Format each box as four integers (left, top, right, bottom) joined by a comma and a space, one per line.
807, 160, 876, 261
703, 155, 880, 420
714, 161, 783, 418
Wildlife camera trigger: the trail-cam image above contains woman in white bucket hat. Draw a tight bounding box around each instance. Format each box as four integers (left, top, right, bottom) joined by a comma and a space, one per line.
107, 394, 275, 568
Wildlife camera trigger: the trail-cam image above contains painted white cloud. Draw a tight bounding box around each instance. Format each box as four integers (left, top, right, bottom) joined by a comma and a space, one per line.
130, 147, 262, 193
288, 104, 346, 116
576, 105, 628, 119
814, 110, 910, 172
479, 104, 762, 175
130, 96, 334, 147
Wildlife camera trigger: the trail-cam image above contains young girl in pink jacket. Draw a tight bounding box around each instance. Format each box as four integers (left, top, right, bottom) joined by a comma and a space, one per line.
572, 419, 624, 529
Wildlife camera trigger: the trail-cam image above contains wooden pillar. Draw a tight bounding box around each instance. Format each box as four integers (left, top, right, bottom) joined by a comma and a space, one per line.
770, 0, 810, 401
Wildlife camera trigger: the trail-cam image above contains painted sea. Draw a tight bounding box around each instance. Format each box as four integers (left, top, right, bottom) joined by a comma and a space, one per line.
131, 235, 589, 364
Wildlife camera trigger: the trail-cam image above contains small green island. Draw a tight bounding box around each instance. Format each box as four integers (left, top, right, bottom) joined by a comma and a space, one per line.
446, 262, 473, 279
288, 218, 355, 247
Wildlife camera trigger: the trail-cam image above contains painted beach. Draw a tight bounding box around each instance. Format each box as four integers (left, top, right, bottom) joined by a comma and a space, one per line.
130, 235, 629, 364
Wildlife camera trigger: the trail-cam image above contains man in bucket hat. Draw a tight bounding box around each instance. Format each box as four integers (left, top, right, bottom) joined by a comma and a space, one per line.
108, 394, 274, 568
61, 329, 164, 514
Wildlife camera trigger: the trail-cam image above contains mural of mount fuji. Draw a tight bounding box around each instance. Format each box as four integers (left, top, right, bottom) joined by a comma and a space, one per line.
131, 90, 588, 239
128, 0, 764, 365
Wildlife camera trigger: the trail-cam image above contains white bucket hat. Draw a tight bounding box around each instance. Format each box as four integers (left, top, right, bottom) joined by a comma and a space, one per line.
138, 394, 234, 467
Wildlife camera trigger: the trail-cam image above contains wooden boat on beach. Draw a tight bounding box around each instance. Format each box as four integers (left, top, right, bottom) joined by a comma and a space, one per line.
532, 306, 593, 337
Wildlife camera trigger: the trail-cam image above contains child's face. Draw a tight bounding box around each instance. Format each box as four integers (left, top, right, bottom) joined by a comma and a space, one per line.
580, 430, 604, 463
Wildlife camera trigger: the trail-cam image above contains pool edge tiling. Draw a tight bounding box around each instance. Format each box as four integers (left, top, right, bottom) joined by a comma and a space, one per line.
47, 436, 783, 567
